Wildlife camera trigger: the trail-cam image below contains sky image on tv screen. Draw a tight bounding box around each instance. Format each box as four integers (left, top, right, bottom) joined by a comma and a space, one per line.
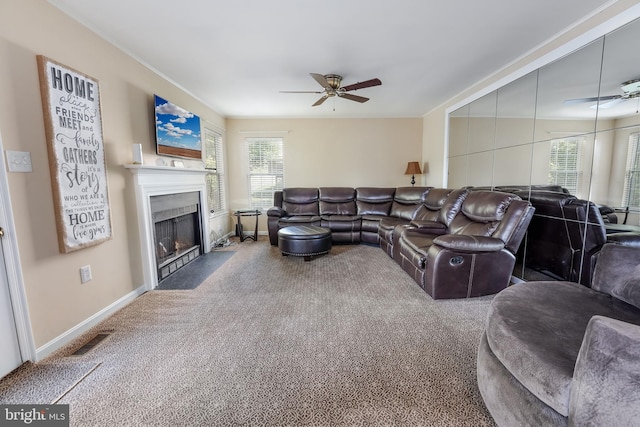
154, 94, 201, 150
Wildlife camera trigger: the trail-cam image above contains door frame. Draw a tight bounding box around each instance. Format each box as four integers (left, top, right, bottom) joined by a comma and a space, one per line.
0, 131, 36, 362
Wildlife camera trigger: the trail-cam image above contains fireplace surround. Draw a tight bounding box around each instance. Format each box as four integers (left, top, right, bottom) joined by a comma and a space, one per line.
126, 164, 210, 290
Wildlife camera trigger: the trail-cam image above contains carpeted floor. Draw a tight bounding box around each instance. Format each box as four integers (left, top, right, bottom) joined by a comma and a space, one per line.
0, 361, 100, 404
6, 238, 496, 426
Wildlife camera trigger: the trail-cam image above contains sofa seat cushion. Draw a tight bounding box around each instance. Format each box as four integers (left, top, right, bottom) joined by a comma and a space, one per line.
399, 229, 438, 269
379, 216, 409, 229
379, 216, 410, 237
486, 281, 640, 416
378, 217, 409, 232
320, 215, 361, 232
279, 215, 321, 225
320, 214, 361, 221
360, 214, 387, 233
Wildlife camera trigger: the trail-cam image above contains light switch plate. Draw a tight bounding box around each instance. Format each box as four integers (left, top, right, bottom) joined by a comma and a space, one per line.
6, 151, 32, 173
80, 265, 92, 284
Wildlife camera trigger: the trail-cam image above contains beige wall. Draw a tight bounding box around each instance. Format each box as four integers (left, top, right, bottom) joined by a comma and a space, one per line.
226, 118, 423, 231
0, 0, 224, 351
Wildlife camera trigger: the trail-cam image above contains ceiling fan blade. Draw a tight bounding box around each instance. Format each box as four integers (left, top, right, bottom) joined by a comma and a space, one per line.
310, 73, 330, 89
339, 93, 369, 103
597, 98, 625, 108
341, 78, 382, 92
595, 95, 623, 102
312, 95, 329, 106
564, 94, 621, 104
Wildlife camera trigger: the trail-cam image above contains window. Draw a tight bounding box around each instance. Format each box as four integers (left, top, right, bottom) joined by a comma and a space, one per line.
246, 137, 284, 209
622, 133, 640, 209
204, 127, 226, 215
549, 137, 582, 195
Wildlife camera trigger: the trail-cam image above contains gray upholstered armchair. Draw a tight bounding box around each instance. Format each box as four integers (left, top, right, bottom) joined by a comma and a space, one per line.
478, 243, 640, 426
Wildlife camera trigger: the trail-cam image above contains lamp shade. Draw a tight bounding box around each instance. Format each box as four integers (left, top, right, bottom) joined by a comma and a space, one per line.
404, 162, 422, 175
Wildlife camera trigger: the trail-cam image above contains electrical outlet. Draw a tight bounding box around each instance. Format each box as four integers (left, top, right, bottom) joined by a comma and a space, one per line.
80, 265, 92, 284
6, 151, 33, 173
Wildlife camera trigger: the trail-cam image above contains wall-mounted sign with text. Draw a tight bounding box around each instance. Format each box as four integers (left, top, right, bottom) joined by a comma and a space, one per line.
36, 55, 112, 253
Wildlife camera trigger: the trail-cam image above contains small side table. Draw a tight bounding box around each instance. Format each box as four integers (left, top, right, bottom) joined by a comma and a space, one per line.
233, 209, 262, 242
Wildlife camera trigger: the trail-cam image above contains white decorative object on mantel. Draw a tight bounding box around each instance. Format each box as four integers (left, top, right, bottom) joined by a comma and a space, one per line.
124, 164, 210, 290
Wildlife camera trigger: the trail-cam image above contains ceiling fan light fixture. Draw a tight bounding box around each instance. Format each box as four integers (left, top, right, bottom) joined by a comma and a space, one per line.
324, 74, 342, 90
621, 79, 640, 96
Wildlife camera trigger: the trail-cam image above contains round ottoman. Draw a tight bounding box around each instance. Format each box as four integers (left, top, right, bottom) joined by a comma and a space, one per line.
277, 225, 332, 261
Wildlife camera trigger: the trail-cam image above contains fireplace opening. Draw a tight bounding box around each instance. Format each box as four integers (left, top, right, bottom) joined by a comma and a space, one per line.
151, 192, 202, 281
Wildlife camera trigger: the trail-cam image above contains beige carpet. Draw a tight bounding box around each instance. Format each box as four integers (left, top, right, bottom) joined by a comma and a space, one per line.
15, 238, 496, 426
0, 361, 100, 404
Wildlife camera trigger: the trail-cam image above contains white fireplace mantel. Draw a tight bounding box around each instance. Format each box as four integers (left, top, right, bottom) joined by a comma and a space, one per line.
125, 164, 210, 290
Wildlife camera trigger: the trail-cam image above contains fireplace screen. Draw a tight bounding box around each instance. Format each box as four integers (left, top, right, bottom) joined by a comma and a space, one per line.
155, 213, 198, 264
151, 192, 202, 281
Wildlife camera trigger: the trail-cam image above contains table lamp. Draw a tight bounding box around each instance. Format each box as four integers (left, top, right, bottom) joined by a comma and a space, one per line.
404, 162, 422, 186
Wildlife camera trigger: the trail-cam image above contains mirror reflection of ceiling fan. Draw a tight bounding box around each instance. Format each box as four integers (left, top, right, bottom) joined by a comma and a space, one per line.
280, 73, 382, 106
565, 78, 640, 108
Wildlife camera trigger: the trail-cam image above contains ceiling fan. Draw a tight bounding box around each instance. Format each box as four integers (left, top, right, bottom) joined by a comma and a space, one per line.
281, 73, 382, 106
565, 78, 640, 108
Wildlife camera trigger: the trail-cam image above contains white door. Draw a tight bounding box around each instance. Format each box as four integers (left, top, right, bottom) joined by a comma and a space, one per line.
0, 228, 22, 377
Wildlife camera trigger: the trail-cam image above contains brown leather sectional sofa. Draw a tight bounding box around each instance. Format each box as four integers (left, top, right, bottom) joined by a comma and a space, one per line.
267, 187, 431, 245
511, 190, 640, 286
267, 186, 535, 299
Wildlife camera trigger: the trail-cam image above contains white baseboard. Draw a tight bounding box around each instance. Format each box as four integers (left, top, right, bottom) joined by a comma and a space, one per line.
35, 285, 146, 361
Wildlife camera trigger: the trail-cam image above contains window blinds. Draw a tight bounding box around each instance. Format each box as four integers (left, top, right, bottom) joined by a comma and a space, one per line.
246, 137, 284, 209
549, 138, 581, 194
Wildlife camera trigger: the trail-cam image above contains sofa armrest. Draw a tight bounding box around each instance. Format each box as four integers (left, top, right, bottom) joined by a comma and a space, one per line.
606, 232, 640, 248
569, 315, 640, 426
267, 206, 285, 217
432, 235, 505, 253
409, 220, 447, 234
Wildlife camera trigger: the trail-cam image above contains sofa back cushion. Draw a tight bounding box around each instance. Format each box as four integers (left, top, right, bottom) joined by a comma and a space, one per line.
273, 190, 284, 208
282, 188, 319, 215
449, 191, 517, 236
562, 198, 607, 254
356, 187, 395, 216
592, 244, 640, 308
389, 186, 431, 220
415, 188, 454, 221
437, 189, 469, 227
319, 187, 357, 215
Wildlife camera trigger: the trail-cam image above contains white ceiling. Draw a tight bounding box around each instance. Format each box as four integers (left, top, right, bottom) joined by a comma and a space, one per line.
48, 0, 615, 119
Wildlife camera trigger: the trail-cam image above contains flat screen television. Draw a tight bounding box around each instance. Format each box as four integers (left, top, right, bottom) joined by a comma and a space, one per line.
154, 94, 202, 160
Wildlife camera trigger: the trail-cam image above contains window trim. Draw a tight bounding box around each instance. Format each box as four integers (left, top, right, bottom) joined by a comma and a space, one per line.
203, 126, 227, 218
622, 132, 640, 209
